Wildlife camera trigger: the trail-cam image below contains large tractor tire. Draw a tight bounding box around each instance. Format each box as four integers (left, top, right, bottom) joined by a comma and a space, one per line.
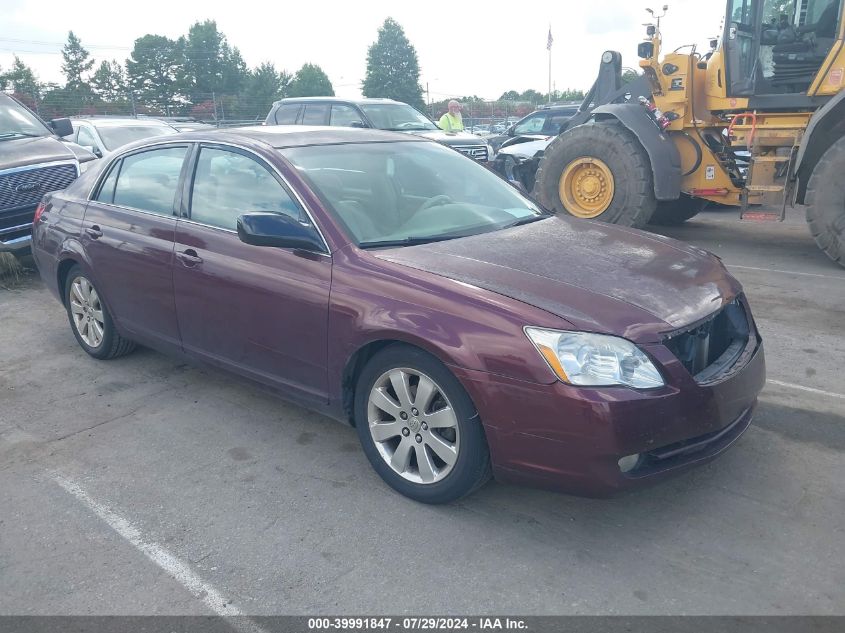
806, 135, 845, 267
649, 194, 708, 226
534, 119, 657, 228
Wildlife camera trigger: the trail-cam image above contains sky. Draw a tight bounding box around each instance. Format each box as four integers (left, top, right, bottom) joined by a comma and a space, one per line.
0, 0, 726, 101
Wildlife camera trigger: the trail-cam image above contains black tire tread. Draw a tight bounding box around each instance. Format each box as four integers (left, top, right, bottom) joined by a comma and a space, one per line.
354, 344, 491, 504
533, 120, 657, 228
64, 265, 136, 360
649, 194, 708, 226
805, 135, 845, 266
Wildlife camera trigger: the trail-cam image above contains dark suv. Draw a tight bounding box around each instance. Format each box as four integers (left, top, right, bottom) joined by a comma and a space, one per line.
265, 97, 494, 162
0, 93, 97, 256
488, 103, 581, 152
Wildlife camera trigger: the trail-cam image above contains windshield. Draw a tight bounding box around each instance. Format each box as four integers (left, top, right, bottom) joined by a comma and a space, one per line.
0, 98, 51, 140
96, 125, 178, 151
282, 141, 548, 247
359, 104, 438, 131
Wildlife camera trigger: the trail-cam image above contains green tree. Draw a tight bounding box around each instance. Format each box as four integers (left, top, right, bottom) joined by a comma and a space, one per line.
362, 17, 424, 110
287, 63, 334, 97
126, 34, 186, 112
92, 60, 127, 102
221, 44, 248, 94
621, 69, 640, 85
245, 62, 291, 117
498, 90, 521, 101
520, 89, 544, 104
61, 31, 95, 91
181, 20, 249, 103
1, 56, 40, 96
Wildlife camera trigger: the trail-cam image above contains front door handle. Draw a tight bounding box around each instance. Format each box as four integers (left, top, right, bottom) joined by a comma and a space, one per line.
85, 225, 103, 239
176, 249, 203, 267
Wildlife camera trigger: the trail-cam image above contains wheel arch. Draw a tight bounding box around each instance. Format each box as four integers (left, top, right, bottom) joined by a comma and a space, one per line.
795, 91, 845, 205
590, 103, 682, 201
340, 336, 470, 427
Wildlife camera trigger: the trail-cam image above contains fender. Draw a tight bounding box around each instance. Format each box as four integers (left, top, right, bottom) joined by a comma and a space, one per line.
590, 103, 682, 201
794, 90, 845, 204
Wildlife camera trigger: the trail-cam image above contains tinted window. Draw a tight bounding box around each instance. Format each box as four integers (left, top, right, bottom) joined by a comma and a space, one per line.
330, 104, 365, 127
302, 104, 330, 125
77, 125, 97, 149
543, 113, 575, 134
513, 114, 546, 135
112, 147, 187, 215
190, 147, 302, 230
274, 104, 300, 124
95, 160, 121, 204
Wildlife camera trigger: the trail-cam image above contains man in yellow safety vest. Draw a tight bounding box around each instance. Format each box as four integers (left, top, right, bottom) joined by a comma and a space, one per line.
438, 100, 464, 132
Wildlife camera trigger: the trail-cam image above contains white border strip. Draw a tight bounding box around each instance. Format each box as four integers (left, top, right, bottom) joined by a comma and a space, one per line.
729, 264, 845, 281
767, 379, 845, 400
52, 473, 268, 631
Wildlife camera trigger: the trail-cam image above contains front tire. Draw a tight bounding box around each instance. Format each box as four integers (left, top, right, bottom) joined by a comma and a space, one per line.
534, 120, 657, 227
64, 265, 136, 359
354, 344, 491, 503
806, 136, 845, 267
649, 194, 708, 226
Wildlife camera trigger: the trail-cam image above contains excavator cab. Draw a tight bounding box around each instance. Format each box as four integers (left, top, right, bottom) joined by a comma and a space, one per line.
723, 0, 843, 96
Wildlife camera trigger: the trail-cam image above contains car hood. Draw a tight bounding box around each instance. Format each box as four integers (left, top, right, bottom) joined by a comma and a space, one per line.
0, 135, 95, 170
409, 129, 488, 145
497, 137, 553, 158
372, 216, 740, 343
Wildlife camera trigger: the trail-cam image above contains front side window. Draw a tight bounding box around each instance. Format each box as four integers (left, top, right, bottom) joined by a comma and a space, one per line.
513, 114, 546, 135
111, 147, 187, 215
283, 141, 546, 246
302, 104, 330, 125
190, 147, 302, 230
330, 104, 365, 127
76, 125, 98, 150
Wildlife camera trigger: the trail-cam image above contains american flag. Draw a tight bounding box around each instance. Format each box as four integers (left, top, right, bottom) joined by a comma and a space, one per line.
547, 27, 553, 50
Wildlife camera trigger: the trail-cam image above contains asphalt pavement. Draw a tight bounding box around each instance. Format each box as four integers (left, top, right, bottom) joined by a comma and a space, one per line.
1, 205, 843, 616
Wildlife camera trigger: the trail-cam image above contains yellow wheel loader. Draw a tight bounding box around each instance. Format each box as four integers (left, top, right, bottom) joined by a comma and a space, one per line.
523, 1, 845, 266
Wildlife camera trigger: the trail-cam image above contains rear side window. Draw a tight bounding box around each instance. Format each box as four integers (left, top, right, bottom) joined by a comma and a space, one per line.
95, 160, 121, 204
513, 114, 546, 135
274, 104, 300, 124
302, 104, 330, 125
111, 147, 187, 215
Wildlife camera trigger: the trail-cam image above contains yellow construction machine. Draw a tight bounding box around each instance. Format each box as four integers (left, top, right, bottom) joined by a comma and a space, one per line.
524, 1, 845, 266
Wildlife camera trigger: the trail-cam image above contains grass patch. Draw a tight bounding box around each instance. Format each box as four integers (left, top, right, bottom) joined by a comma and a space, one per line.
0, 252, 26, 287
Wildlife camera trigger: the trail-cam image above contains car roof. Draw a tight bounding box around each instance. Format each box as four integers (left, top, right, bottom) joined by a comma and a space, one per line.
73, 117, 177, 128
273, 97, 403, 106
162, 125, 430, 149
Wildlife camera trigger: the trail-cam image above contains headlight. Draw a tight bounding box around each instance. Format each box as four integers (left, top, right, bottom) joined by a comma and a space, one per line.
524, 327, 664, 389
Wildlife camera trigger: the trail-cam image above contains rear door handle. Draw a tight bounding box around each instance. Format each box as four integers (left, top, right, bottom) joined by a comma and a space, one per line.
176, 249, 203, 267
85, 226, 103, 239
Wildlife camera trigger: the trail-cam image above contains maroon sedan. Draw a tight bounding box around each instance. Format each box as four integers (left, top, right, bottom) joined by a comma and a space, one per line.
31, 127, 765, 503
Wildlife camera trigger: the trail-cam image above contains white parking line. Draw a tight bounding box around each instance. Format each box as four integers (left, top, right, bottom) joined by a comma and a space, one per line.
767, 379, 845, 400
729, 264, 845, 281
53, 473, 269, 632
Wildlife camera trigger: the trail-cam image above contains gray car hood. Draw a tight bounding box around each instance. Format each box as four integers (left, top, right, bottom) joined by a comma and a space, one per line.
0, 135, 96, 171
373, 216, 740, 343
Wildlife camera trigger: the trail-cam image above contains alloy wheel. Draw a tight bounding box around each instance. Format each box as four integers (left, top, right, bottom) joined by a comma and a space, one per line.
69, 276, 105, 348
367, 368, 460, 484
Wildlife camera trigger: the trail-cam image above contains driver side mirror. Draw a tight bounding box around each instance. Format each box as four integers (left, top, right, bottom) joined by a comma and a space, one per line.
50, 118, 73, 137
83, 145, 103, 158
237, 212, 326, 253
349, 120, 367, 128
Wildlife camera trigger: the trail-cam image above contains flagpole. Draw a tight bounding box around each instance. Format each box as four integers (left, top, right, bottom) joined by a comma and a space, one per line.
548, 47, 552, 103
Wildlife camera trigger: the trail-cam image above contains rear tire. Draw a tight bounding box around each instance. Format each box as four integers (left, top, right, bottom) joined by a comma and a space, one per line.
534, 120, 657, 227
64, 265, 136, 360
354, 344, 491, 504
649, 194, 708, 226
806, 136, 845, 267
